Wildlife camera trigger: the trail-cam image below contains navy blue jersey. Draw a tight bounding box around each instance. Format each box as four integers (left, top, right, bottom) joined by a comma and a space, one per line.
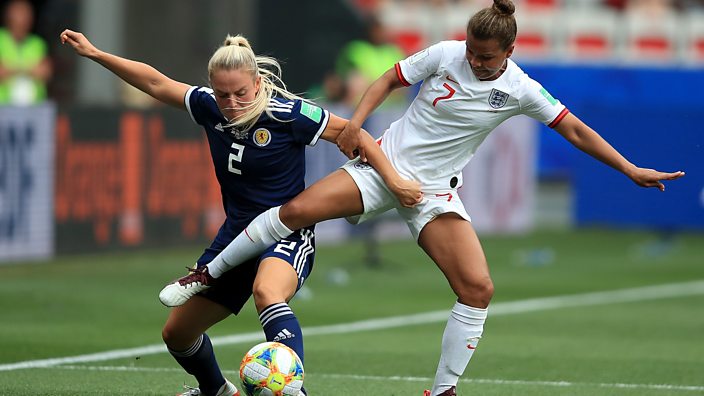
185, 86, 329, 243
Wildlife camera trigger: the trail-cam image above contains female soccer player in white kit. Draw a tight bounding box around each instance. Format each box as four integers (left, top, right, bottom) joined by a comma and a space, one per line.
160, 1, 685, 394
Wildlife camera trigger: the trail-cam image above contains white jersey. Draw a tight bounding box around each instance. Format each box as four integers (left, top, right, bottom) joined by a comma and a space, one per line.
382, 40, 569, 191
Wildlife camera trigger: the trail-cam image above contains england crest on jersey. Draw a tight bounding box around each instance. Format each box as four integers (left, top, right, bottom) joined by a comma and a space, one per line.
488, 89, 509, 109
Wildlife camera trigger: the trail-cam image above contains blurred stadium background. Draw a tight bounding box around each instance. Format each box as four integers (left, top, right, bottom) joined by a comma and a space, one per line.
0, 0, 702, 395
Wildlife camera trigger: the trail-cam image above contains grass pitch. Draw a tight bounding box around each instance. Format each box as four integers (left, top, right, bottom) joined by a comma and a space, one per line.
1, 228, 703, 395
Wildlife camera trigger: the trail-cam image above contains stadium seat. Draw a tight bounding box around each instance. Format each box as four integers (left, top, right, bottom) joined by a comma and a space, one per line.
622, 7, 679, 62
442, 2, 481, 42
522, 0, 561, 10
683, 12, 704, 63
562, 8, 618, 60
391, 30, 426, 55
513, 9, 558, 59
377, 1, 429, 55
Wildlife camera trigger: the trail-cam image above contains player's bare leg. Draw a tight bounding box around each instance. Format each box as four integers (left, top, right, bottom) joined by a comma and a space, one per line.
253, 257, 310, 396
418, 214, 493, 396
162, 296, 231, 350
279, 169, 364, 229
158, 169, 363, 307
163, 296, 240, 396
252, 257, 299, 311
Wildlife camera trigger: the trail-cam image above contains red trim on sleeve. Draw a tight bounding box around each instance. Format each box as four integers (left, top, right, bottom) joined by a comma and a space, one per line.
548, 108, 570, 128
395, 63, 411, 87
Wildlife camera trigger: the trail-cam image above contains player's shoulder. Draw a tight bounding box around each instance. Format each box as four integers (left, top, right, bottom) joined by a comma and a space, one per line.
266, 97, 297, 117
433, 40, 468, 68
434, 40, 466, 57
439, 40, 466, 52
505, 59, 540, 91
188, 86, 216, 102
504, 59, 527, 80
185, 86, 220, 124
405, 40, 463, 64
268, 96, 296, 109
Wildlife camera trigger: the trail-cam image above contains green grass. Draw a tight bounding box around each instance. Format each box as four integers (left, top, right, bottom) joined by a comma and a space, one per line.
1, 228, 703, 395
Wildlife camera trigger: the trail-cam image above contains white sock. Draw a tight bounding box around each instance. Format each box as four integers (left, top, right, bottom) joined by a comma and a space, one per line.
430, 302, 488, 395
207, 206, 293, 278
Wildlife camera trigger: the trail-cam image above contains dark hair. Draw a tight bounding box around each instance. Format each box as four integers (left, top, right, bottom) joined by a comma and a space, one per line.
466, 0, 517, 50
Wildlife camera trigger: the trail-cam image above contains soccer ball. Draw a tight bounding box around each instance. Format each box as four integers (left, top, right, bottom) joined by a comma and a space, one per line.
239, 341, 304, 396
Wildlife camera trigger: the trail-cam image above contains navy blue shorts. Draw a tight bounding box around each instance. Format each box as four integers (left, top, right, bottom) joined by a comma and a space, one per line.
195, 227, 315, 314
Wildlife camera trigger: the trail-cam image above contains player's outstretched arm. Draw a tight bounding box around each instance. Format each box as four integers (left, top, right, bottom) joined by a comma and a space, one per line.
554, 113, 685, 191
60, 29, 190, 109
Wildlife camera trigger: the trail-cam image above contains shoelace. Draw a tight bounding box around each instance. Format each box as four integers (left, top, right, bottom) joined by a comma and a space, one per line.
177, 267, 211, 287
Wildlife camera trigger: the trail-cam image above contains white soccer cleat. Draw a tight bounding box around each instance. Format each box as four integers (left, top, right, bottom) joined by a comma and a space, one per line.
177, 378, 240, 396
159, 266, 216, 307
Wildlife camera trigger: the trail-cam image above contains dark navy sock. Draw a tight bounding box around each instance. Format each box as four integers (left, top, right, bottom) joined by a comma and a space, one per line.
168, 333, 225, 395
259, 302, 305, 364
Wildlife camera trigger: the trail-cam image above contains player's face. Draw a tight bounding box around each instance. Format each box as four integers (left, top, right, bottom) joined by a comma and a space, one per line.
465, 34, 514, 81
210, 68, 261, 121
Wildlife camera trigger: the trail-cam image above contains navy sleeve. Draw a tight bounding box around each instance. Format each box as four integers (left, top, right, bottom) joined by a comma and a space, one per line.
287, 99, 330, 146
184, 86, 215, 126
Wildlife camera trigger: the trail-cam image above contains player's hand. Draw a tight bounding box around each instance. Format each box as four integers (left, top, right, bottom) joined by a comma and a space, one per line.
391, 178, 423, 208
60, 29, 100, 58
628, 167, 685, 191
336, 122, 365, 161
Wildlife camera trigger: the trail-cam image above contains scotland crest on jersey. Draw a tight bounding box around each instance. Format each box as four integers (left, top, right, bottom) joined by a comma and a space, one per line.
488, 88, 509, 109
253, 128, 271, 147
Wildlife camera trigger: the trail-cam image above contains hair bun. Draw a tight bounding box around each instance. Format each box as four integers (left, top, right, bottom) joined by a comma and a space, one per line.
493, 0, 515, 16
223, 34, 253, 51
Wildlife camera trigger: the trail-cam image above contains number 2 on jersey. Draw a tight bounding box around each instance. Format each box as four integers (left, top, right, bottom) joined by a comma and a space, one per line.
228, 142, 244, 175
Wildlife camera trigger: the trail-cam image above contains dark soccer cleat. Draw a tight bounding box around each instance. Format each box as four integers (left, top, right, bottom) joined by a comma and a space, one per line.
423, 386, 456, 396
159, 266, 216, 307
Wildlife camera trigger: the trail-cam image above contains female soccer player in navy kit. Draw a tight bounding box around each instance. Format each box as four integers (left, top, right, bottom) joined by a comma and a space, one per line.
157, 1, 685, 395
60, 29, 421, 396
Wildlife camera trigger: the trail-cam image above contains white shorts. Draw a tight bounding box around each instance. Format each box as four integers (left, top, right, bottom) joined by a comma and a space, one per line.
341, 158, 471, 241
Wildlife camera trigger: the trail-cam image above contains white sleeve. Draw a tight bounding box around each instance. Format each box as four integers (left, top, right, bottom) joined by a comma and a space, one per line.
518, 77, 569, 127
396, 42, 446, 86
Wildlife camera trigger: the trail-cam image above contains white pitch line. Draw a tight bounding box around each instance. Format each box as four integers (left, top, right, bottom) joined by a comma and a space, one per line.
1, 279, 703, 372
54, 365, 704, 393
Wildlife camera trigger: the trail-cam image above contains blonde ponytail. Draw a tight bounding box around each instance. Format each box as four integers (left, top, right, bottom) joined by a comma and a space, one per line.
208, 34, 303, 131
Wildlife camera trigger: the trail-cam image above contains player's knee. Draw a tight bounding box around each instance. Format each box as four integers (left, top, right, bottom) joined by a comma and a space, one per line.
161, 323, 187, 350
252, 282, 282, 310
456, 277, 494, 308
280, 200, 311, 229
480, 279, 495, 302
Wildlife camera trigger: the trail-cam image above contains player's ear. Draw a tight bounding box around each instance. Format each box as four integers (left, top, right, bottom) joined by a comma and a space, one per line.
254, 75, 262, 93
505, 44, 515, 59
